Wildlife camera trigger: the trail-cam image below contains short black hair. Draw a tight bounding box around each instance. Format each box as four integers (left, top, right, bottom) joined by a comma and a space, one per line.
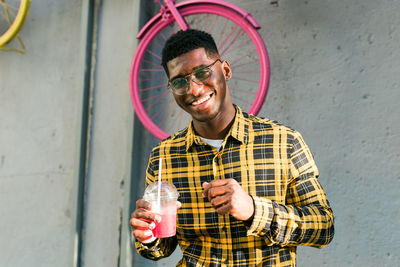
161, 29, 219, 76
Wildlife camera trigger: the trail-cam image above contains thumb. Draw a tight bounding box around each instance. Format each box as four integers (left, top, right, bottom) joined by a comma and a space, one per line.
202, 182, 209, 189
202, 182, 210, 197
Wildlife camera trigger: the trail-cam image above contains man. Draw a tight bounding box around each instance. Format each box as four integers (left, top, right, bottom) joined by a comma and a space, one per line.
130, 29, 334, 266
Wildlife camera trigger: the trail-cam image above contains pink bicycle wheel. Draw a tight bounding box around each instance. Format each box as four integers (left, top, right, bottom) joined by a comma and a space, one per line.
130, 3, 270, 140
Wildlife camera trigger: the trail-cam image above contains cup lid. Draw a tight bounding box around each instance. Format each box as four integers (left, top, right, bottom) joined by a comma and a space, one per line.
143, 181, 179, 201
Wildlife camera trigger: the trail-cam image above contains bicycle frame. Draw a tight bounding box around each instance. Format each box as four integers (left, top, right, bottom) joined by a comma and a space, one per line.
130, 0, 270, 139
136, 0, 261, 39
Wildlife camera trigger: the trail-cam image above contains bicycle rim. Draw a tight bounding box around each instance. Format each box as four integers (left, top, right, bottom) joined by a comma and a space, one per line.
0, 0, 30, 47
130, 4, 270, 140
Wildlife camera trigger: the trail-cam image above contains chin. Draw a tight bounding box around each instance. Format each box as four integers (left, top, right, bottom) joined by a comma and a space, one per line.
192, 110, 219, 123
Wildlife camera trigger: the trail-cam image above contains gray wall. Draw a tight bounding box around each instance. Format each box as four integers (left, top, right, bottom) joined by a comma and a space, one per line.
0, 0, 399, 267
1, 0, 88, 266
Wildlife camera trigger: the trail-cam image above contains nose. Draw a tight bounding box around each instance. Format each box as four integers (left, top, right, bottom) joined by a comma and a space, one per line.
187, 77, 203, 96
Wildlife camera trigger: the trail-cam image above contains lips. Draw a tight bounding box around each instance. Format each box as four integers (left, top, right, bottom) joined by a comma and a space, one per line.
191, 93, 213, 106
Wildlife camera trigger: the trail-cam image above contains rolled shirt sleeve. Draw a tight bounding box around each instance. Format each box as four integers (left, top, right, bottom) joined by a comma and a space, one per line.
246, 131, 334, 248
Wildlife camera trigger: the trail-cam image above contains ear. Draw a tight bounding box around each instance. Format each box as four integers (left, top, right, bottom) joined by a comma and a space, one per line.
222, 60, 232, 81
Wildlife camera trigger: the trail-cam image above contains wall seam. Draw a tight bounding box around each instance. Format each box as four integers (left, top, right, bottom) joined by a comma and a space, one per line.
74, 0, 100, 266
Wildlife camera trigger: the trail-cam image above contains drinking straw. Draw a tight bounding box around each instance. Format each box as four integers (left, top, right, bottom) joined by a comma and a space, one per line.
157, 157, 162, 210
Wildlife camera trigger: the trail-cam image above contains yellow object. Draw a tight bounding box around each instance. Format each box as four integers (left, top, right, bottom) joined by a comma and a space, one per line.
0, 0, 31, 52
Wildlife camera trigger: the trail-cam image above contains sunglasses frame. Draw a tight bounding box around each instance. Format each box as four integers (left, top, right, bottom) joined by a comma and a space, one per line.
168, 59, 223, 95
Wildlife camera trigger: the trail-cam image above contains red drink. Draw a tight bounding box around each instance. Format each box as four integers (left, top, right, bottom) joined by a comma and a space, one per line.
153, 210, 177, 238
143, 181, 179, 238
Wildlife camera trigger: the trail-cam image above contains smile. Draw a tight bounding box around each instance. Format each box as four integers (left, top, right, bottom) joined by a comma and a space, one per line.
192, 94, 212, 106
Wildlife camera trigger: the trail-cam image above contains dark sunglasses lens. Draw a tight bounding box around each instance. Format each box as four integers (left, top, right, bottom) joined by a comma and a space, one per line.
170, 78, 189, 94
171, 78, 188, 90
194, 69, 210, 81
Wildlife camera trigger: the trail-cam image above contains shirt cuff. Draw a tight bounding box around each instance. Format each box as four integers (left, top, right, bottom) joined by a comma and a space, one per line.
135, 237, 161, 251
246, 195, 274, 236
140, 236, 157, 244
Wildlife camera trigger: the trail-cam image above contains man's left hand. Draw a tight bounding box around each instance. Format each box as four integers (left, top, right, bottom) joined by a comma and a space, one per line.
202, 179, 254, 221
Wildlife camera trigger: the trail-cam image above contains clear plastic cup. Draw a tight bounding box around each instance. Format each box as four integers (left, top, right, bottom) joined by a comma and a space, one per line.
143, 181, 179, 238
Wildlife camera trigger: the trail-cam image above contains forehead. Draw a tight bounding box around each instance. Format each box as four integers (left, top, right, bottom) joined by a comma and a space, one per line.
166, 48, 216, 78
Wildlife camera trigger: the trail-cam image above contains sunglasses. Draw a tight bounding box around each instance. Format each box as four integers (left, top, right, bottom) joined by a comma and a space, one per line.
168, 59, 223, 95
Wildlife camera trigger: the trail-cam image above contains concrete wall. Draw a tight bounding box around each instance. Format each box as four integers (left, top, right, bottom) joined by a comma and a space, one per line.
1, 0, 87, 266
248, 1, 400, 266
0, 0, 399, 267
0, 0, 139, 266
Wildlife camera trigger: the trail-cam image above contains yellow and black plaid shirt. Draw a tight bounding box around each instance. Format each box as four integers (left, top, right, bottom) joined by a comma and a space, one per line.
135, 106, 334, 266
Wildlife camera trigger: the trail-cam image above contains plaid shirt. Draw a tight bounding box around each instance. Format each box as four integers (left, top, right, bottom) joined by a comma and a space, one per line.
135, 106, 334, 266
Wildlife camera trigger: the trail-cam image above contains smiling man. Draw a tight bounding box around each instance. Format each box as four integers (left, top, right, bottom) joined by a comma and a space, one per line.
130, 29, 334, 266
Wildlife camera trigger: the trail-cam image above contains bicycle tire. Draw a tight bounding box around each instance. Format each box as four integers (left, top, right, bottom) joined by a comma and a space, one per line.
130, 3, 270, 140
0, 0, 30, 47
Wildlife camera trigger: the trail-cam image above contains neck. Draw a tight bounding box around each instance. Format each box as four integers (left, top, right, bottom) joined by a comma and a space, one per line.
192, 104, 236, 139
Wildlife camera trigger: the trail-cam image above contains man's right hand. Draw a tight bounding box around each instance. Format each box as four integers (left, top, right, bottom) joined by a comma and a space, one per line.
130, 199, 161, 243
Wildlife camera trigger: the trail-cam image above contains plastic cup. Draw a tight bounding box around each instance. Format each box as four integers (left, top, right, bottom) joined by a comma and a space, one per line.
143, 181, 179, 238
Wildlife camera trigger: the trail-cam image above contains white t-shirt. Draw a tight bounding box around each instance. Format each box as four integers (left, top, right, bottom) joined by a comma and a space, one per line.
199, 136, 224, 151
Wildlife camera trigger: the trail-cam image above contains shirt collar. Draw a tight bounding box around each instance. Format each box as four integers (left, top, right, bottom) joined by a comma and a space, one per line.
185, 105, 249, 152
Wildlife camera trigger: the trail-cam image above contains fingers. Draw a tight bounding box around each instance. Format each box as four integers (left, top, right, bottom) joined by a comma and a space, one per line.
202, 182, 209, 196
214, 201, 232, 215
202, 179, 234, 200
132, 199, 161, 221
202, 180, 233, 213
202, 179, 230, 191
132, 226, 155, 243
130, 216, 156, 242
209, 192, 230, 207
202, 180, 224, 196
135, 198, 151, 210
130, 198, 162, 241
201, 179, 254, 220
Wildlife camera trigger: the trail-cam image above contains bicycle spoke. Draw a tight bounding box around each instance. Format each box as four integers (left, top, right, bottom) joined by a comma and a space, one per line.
139, 76, 167, 82
202, 14, 209, 32
139, 82, 168, 93
159, 31, 169, 42
145, 49, 162, 61
231, 76, 259, 84
231, 93, 254, 106
218, 24, 239, 55
230, 59, 259, 69
6, 3, 19, 11
0, 7, 5, 19
228, 87, 258, 95
149, 37, 164, 50
216, 17, 229, 47
130, 4, 269, 140
229, 49, 258, 66
167, 109, 182, 133
142, 59, 163, 68
233, 70, 261, 74
154, 97, 176, 126
223, 39, 252, 55
195, 13, 200, 29
1, 4, 17, 24
139, 68, 164, 72
145, 90, 170, 113
220, 28, 245, 57
208, 14, 219, 33
141, 89, 170, 102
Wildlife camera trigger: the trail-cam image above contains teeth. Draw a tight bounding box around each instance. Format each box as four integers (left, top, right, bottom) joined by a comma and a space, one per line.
192, 94, 211, 105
